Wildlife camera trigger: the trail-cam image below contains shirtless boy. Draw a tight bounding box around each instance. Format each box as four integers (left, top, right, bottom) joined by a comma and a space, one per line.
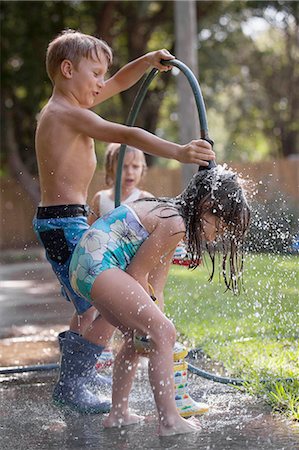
33, 29, 215, 413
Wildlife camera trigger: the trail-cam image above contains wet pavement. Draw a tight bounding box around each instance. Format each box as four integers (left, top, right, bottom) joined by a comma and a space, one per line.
1, 258, 299, 450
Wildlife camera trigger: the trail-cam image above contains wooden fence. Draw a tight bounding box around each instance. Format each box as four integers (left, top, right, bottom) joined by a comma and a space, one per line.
1, 160, 298, 250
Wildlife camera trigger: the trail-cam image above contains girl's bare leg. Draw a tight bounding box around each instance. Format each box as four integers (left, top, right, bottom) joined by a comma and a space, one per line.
103, 330, 143, 427
91, 269, 201, 436
84, 303, 143, 427
147, 336, 201, 436
83, 314, 115, 347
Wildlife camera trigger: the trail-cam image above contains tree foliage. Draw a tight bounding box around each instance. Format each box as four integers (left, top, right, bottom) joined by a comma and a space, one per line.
193, 0, 299, 160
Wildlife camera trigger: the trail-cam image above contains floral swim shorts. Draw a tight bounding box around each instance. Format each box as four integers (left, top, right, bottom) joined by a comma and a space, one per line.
69, 204, 149, 302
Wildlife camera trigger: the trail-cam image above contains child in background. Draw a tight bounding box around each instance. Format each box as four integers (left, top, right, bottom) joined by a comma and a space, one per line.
89, 143, 153, 222
69, 166, 251, 435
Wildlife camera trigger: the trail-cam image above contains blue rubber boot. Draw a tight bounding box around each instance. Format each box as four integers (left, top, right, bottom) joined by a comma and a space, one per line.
57, 331, 112, 389
53, 331, 111, 413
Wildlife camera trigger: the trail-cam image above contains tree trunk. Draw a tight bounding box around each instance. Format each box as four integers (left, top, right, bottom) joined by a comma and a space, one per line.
174, 0, 200, 187
5, 108, 40, 207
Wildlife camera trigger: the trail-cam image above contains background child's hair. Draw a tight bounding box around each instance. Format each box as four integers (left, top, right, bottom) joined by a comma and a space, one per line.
104, 143, 147, 187
46, 29, 113, 84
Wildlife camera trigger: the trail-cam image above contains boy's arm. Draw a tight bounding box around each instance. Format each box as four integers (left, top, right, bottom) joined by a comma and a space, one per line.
94, 49, 174, 104
67, 108, 215, 165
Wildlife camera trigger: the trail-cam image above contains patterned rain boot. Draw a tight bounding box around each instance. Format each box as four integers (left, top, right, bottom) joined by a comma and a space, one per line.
133, 337, 209, 417
173, 342, 209, 417
95, 348, 115, 371
53, 331, 111, 413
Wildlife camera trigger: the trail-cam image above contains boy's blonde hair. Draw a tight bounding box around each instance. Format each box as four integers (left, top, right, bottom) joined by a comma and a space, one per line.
46, 29, 113, 84
105, 143, 147, 187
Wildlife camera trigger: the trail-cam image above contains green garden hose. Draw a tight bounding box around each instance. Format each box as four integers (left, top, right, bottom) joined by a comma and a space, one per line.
115, 58, 216, 208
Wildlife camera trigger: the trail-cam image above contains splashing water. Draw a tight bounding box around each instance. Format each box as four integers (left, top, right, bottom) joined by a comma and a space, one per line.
246, 192, 298, 254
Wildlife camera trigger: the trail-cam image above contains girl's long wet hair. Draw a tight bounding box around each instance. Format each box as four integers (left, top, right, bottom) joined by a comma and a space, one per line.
141, 166, 251, 293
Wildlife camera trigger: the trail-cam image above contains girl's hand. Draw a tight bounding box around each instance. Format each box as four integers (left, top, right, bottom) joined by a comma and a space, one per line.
145, 49, 175, 72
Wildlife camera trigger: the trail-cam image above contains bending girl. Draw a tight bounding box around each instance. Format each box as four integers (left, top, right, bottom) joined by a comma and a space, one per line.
69, 166, 250, 436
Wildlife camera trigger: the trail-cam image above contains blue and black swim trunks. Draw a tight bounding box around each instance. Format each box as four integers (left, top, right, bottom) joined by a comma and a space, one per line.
33, 204, 91, 314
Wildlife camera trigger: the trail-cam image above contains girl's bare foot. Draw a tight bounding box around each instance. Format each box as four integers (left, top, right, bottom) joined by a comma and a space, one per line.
103, 411, 145, 428
159, 415, 201, 436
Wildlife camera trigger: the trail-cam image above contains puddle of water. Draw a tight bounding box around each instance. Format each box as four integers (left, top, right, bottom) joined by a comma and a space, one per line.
0, 261, 298, 449
0, 367, 298, 450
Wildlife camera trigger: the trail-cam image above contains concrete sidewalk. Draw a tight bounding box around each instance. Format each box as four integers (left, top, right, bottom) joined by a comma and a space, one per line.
0, 260, 298, 450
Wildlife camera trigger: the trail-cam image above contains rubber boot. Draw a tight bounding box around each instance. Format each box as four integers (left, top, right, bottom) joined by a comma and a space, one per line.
95, 348, 115, 370
133, 338, 209, 417
53, 331, 111, 413
173, 345, 209, 417
58, 331, 114, 373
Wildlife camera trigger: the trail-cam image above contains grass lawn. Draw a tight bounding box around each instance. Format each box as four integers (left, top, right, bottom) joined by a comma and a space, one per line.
165, 253, 299, 420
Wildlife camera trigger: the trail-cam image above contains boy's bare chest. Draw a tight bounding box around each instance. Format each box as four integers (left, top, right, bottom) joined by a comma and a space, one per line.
72, 135, 97, 171
76, 134, 95, 153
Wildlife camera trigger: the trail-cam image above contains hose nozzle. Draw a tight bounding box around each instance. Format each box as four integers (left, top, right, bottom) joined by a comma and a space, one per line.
198, 137, 216, 171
